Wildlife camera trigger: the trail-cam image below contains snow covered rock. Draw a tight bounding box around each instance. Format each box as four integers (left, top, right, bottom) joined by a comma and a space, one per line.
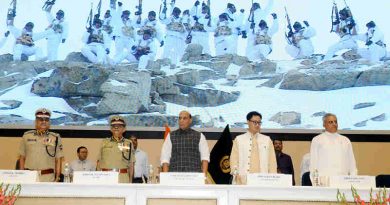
31, 63, 110, 97
279, 69, 361, 91
371, 113, 386, 121
181, 43, 203, 62
270, 111, 301, 126
161, 84, 240, 107
0, 61, 53, 95
96, 71, 151, 115
175, 70, 200, 86
0, 100, 22, 110
65, 52, 91, 63
355, 68, 390, 87
0, 114, 32, 124
341, 50, 361, 61
0, 54, 13, 63
353, 102, 376, 109
151, 76, 180, 95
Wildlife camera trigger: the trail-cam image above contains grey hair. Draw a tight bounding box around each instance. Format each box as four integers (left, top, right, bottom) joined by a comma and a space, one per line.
322, 113, 337, 123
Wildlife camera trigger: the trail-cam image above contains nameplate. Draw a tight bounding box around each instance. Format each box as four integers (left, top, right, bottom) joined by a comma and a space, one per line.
0, 170, 38, 183
73, 171, 119, 184
329, 175, 376, 189
247, 173, 292, 187
160, 172, 205, 185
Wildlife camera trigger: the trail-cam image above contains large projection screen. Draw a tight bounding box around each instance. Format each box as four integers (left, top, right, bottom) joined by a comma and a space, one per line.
0, 0, 389, 132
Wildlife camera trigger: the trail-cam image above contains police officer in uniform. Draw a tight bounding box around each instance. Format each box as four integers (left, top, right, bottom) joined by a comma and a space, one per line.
97, 116, 135, 183
18, 108, 64, 182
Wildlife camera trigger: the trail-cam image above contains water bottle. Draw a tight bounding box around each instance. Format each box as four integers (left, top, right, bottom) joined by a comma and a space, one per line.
63, 163, 71, 183
231, 166, 238, 185
147, 164, 154, 184
313, 169, 319, 186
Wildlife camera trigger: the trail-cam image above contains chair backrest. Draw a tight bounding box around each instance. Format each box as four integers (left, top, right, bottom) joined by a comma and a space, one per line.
376, 175, 390, 187
301, 171, 312, 186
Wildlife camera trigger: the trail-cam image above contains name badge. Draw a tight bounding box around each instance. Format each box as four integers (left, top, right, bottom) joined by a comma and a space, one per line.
329, 175, 376, 189
0, 170, 38, 183
246, 173, 293, 187
160, 172, 205, 185
73, 171, 119, 184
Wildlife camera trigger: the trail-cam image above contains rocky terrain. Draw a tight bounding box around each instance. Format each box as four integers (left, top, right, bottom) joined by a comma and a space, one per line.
0, 46, 389, 128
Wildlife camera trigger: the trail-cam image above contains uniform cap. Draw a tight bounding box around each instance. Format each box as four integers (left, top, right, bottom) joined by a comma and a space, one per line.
35, 108, 51, 118
109, 115, 126, 126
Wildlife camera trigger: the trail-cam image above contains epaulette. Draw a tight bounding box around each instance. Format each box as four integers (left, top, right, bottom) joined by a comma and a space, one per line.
48, 132, 60, 137
24, 130, 36, 134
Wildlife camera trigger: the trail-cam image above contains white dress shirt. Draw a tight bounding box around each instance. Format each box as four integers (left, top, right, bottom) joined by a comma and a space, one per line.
310, 131, 357, 178
300, 152, 310, 184
160, 132, 210, 165
134, 149, 149, 178
69, 159, 96, 174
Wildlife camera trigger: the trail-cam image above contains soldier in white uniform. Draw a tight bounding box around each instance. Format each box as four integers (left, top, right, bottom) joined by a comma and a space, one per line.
114, 30, 156, 70
214, 13, 235, 56
187, 3, 213, 55
161, 7, 187, 66
43, 7, 69, 61
112, 2, 137, 60
102, 10, 115, 41
223, 3, 243, 54
19, 108, 64, 182
285, 21, 316, 59
356, 21, 386, 63
81, 19, 110, 64
323, 8, 357, 61
247, 14, 278, 61
136, 11, 164, 47
8, 21, 45, 61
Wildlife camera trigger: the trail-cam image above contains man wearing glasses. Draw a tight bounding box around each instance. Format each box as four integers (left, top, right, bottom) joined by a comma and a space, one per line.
18, 108, 64, 182
160, 111, 210, 174
309, 113, 357, 185
230, 111, 277, 184
97, 115, 135, 183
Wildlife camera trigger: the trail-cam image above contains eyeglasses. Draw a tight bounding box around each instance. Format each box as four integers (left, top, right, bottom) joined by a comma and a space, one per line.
36, 117, 50, 122
249, 120, 262, 126
111, 125, 125, 129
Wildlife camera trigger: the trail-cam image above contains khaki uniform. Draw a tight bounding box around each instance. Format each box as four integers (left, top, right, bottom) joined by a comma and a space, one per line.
19, 130, 64, 182
97, 137, 135, 183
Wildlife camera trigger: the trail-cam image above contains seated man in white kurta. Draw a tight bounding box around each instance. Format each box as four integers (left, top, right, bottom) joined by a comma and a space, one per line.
230, 111, 277, 184
309, 113, 357, 185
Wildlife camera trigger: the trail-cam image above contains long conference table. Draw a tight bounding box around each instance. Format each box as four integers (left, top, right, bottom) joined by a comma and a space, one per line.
11, 183, 387, 205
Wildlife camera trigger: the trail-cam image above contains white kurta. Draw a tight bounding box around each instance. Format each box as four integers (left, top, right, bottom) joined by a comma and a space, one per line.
309, 131, 357, 179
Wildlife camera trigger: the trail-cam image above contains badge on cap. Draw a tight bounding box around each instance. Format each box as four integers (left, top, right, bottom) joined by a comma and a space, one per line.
109, 115, 126, 126
35, 108, 51, 118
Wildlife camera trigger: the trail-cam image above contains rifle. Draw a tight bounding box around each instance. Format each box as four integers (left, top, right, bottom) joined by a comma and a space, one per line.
7, 0, 17, 21
42, 0, 56, 12
86, 3, 93, 32
343, 0, 353, 19
135, 0, 142, 24
159, 0, 167, 20
95, 0, 102, 19
330, 1, 339, 33
248, 0, 255, 34
284, 6, 293, 45
207, 0, 211, 27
